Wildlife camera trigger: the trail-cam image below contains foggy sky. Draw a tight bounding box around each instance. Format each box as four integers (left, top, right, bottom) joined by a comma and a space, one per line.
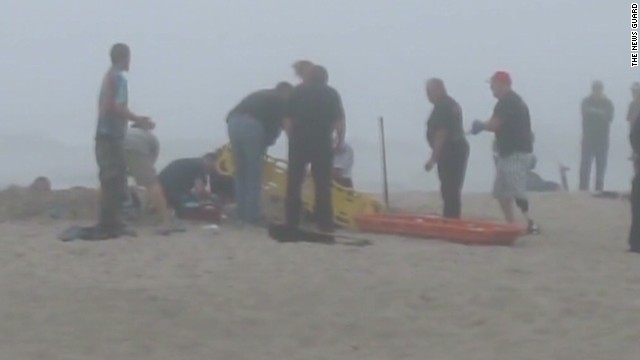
0, 0, 632, 190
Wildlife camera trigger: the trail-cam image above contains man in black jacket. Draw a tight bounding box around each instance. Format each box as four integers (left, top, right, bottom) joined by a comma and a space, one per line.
284, 66, 345, 232
226, 82, 293, 225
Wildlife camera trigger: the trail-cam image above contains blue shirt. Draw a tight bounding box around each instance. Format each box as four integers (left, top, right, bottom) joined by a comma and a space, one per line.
96, 67, 128, 140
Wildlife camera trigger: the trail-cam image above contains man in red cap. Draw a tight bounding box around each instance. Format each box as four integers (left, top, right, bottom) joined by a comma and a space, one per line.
470, 71, 539, 234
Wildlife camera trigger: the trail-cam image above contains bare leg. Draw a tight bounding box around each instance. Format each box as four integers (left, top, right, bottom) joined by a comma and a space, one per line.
147, 182, 172, 224
498, 199, 515, 223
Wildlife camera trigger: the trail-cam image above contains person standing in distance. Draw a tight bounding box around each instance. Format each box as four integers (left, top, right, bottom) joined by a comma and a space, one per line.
579, 80, 614, 192
470, 71, 539, 234
284, 65, 346, 233
94, 43, 152, 239
424, 78, 469, 219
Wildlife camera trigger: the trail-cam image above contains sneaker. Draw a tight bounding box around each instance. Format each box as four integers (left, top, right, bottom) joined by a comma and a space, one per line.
527, 220, 540, 235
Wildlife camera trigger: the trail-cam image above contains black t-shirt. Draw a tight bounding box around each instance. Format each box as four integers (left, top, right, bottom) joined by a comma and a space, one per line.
227, 89, 287, 146
158, 158, 208, 196
493, 90, 533, 157
286, 83, 344, 145
426, 95, 465, 149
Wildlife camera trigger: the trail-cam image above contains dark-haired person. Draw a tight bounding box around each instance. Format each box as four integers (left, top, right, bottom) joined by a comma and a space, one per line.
93, 43, 153, 239
579, 80, 614, 192
158, 153, 218, 218
284, 65, 345, 233
226, 82, 293, 225
629, 112, 640, 253
423, 78, 469, 219
293, 60, 314, 84
471, 71, 539, 234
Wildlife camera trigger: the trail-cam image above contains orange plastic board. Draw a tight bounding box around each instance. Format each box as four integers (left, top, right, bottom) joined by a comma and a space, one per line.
354, 213, 524, 246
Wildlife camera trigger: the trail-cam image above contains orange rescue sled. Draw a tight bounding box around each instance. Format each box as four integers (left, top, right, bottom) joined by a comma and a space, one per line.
354, 213, 525, 246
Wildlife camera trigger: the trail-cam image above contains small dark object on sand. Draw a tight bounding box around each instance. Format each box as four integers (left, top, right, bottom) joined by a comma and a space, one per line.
267, 223, 371, 246
58, 225, 137, 242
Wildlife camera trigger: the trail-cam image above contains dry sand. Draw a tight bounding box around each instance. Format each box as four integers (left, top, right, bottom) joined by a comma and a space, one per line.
1, 190, 640, 359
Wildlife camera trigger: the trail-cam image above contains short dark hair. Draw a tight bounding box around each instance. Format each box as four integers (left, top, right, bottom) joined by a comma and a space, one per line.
275, 81, 293, 93
110, 43, 130, 65
309, 65, 329, 85
293, 60, 313, 71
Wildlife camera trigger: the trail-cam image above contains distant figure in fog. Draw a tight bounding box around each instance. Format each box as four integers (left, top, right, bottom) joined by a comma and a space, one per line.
579, 80, 614, 192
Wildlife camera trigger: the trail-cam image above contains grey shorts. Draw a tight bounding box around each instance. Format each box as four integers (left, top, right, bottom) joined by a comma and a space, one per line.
493, 153, 535, 200
124, 151, 158, 187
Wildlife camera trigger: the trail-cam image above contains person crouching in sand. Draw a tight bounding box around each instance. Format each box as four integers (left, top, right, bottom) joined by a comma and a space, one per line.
423, 78, 469, 219
123, 122, 185, 235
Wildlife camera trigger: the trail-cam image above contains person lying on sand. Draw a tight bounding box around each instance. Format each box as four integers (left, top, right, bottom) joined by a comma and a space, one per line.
123, 122, 185, 235
158, 153, 219, 219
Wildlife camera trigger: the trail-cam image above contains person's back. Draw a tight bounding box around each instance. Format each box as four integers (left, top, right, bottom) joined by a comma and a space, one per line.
159, 158, 207, 196
228, 89, 287, 146
123, 127, 159, 159
288, 82, 344, 145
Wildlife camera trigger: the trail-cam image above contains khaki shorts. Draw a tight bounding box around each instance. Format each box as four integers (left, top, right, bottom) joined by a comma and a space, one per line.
124, 151, 157, 187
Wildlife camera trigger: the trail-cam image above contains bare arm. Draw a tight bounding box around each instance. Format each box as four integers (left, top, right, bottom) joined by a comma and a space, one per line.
103, 74, 146, 123
484, 116, 502, 132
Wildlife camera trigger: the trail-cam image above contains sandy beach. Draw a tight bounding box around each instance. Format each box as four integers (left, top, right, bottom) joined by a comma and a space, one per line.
1, 191, 639, 359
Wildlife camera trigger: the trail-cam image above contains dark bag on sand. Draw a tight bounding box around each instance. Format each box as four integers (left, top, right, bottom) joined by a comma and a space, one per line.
268, 223, 335, 244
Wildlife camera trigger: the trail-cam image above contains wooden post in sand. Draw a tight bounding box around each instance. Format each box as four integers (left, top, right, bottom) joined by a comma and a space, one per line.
378, 116, 390, 210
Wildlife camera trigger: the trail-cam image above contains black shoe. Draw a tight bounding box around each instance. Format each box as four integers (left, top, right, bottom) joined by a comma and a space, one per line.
527, 220, 540, 235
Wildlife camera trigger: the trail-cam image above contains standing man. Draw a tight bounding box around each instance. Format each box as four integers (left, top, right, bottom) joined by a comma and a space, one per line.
470, 71, 539, 234
579, 80, 614, 192
284, 65, 345, 233
627, 82, 640, 127
94, 43, 152, 239
629, 113, 640, 253
424, 78, 470, 219
226, 82, 293, 226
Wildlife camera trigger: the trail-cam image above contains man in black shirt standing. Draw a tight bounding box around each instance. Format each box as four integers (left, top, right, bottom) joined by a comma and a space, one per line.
471, 71, 539, 234
424, 78, 469, 218
226, 82, 293, 225
284, 65, 346, 232
629, 113, 640, 253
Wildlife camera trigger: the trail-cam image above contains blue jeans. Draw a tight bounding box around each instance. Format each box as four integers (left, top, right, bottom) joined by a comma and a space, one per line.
227, 114, 266, 223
